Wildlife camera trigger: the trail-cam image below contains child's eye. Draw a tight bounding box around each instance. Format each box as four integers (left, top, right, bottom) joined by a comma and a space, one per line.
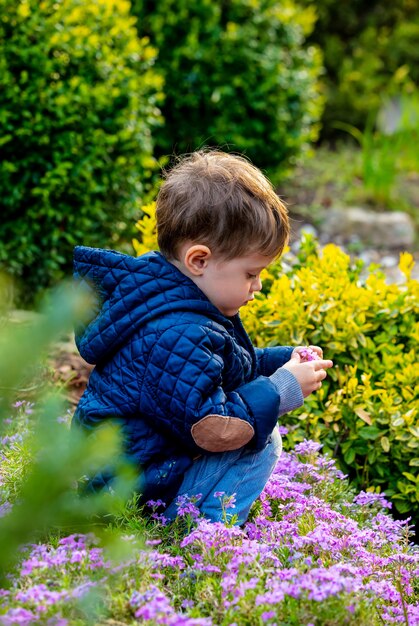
247, 273, 257, 279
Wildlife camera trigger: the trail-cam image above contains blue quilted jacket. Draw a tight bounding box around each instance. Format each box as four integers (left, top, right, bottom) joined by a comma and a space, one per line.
73, 246, 301, 504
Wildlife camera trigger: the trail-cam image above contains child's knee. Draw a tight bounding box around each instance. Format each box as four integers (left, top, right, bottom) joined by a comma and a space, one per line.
269, 427, 283, 459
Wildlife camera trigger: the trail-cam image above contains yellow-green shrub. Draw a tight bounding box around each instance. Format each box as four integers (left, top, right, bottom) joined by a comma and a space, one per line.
133, 214, 419, 521
241, 237, 419, 520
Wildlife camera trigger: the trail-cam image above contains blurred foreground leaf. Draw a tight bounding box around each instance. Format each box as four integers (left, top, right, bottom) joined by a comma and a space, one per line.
0, 285, 138, 584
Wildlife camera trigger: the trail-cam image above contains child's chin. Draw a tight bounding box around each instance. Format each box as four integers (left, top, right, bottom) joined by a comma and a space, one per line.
221, 307, 240, 317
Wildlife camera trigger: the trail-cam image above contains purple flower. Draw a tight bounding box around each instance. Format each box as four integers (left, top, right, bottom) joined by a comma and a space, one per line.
2, 428, 417, 626
0, 502, 12, 518
12, 401, 25, 408
294, 440, 323, 456
0, 607, 37, 625
175, 494, 202, 519
1, 433, 23, 447
151, 512, 169, 525
353, 490, 392, 510
130, 585, 212, 625
146, 499, 166, 509
224, 493, 237, 510
46, 617, 68, 626
261, 611, 276, 620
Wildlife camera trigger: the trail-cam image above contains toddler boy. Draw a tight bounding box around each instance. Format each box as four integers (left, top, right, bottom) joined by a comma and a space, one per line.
73, 150, 333, 524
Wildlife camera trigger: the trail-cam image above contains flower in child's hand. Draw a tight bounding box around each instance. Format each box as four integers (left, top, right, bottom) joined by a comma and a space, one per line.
299, 347, 319, 362
294, 346, 321, 362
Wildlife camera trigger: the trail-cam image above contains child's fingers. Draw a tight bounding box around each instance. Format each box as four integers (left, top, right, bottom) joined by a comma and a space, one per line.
314, 359, 334, 369
309, 345, 323, 358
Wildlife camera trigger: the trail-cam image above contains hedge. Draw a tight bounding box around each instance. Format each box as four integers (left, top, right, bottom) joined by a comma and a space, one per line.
0, 0, 163, 303
132, 0, 323, 175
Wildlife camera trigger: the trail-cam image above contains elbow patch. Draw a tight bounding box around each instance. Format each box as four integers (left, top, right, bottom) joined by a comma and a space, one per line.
191, 414, 254, 452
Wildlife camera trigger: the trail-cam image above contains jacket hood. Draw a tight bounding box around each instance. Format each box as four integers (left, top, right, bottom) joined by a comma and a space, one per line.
73, 246, 225, 365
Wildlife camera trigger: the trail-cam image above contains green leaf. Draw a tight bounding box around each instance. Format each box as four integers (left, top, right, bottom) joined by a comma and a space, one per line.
394, 500, 412, 514
359, 426, 381, 440
324, 322, 336, 334
402, 472, 418, 483
344, 448, 356, 464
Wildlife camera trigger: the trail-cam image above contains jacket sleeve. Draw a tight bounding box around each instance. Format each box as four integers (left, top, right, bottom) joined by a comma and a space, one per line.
138, 325, 301, 453
254, 346, 294, 376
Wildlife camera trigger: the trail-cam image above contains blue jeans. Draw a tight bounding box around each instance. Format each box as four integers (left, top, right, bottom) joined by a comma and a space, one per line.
165, 427, 282, 525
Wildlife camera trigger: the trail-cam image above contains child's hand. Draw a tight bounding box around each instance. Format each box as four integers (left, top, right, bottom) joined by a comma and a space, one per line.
283, 351, 333, 398
292, 345, 323, 361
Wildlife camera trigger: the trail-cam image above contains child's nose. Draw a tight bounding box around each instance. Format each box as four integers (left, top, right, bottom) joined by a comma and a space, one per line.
252, 277, 262, 292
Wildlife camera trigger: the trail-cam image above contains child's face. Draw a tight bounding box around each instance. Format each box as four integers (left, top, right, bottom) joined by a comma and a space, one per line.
199, 251, 274, 317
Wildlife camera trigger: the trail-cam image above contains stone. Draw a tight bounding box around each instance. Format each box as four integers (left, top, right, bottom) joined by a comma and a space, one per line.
380, 255, 398, 268
321, 207, 415, 249
298, 223, 318, 239
291, 223, 319, 252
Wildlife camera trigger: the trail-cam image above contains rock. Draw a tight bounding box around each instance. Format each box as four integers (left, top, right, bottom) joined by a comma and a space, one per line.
291, 224, 319, 252
298, 223, 319, 239
380, 255, 398, 268
320, 207, 415, 249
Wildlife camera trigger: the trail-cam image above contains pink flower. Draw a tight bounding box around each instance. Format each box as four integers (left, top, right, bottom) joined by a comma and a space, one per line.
298, 347, 319, 362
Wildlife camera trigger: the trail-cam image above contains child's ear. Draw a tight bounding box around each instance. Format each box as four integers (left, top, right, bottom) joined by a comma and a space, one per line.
184, 245, 212, 275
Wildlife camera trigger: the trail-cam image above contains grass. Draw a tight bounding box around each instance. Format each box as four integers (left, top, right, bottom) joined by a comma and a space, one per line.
278, 140, 419, 237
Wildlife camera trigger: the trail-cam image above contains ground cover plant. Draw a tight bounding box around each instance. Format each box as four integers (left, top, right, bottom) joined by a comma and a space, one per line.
0, 400, 418, 625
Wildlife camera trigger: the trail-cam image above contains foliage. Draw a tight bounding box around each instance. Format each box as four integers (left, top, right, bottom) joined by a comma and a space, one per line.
133, 213, 419, 520
241, 237, 419, 522
333, 94, 419, 210
131, 0, 323, 176
134, 210, 418, 521
132, 202, 158, 257
0, 0, 163, 304
299, 0, 419, 135
133, 210, 418, 521
0, 441, 417, 624
276, 137, 419, 235
0, 285, 136, 585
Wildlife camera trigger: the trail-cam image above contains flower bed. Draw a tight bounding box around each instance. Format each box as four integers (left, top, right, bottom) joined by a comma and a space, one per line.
1, 420, 418, 625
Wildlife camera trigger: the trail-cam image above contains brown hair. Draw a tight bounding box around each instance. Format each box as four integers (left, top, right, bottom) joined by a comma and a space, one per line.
156, 150, 289, 260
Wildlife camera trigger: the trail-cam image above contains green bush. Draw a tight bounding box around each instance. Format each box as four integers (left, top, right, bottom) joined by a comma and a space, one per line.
0, 0, 163, 304
241, 237, 419, 522
132, 0, 323, 175
299, 0, 419, 135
